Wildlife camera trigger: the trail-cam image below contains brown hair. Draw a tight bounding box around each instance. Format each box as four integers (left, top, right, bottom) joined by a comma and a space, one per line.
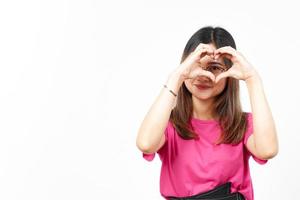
169, 26, 248, 145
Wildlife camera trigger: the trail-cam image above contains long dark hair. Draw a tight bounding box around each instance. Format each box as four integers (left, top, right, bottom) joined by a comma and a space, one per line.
170, 26, 248, 145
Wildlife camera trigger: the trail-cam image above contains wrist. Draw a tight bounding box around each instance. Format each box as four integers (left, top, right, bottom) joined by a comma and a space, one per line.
245, 72, 262, 85
172, 66, 187, 83
165, 69, 185, 96
244, 68, 259, 81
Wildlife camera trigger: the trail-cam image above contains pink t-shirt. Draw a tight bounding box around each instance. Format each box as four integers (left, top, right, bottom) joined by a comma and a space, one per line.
142, 112, 268, 200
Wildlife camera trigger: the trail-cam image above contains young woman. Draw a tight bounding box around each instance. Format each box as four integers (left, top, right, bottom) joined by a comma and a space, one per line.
136, 26, 278, 200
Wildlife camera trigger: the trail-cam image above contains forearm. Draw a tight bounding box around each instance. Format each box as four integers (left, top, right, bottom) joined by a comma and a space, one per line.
136, 69, 184, 153
245, 72, 279, 158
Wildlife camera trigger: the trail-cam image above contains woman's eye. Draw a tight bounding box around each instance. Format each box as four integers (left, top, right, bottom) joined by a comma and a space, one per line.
209, 66, 219, 71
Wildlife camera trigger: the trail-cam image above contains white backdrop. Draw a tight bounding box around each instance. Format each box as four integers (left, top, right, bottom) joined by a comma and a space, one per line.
0, 0, 299, 199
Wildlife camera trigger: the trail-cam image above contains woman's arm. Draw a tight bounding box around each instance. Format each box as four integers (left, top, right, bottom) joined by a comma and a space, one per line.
213, 46, 279, 159
136, 43, 217, 154
245, 72, 279, 159
136, 70, 183, 154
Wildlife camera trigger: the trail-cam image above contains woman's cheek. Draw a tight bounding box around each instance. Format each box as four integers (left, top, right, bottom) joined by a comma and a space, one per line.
213, 79, 227, 94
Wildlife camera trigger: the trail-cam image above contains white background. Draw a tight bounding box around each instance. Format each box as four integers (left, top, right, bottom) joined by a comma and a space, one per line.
0, 0, 299, 199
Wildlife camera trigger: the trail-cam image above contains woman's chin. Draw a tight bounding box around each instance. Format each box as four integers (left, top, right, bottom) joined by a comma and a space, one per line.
193, 93, 214, 100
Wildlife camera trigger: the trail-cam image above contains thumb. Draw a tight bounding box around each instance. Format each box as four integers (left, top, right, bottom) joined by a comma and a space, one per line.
199, 70, 216, 82
215, 72, 229, 83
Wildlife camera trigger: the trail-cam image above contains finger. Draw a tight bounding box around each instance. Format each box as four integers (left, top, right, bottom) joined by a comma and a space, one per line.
192, 49, 213, 63
198, 69, 216, 82
215, 46, 236, 54
189, 67, 215, 82
215, 71, 230, 83
215, 52, 233, 60
201, 49, 214, 59
215, 47, 236, 58
200, 48, 214, 59
195, 44, 215, 56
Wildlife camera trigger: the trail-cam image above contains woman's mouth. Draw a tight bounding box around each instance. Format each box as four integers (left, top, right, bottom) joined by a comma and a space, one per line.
195, 84, 212, 90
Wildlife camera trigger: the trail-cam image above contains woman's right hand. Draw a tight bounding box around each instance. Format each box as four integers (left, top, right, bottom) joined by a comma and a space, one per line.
176, 43, 216, 82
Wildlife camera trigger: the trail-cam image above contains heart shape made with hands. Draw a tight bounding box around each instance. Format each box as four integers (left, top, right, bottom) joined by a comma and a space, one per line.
197, 50, 232, 83
195, 45, 255, 83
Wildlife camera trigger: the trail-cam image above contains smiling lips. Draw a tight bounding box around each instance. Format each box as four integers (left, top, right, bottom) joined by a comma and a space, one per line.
196, 84, 213, 90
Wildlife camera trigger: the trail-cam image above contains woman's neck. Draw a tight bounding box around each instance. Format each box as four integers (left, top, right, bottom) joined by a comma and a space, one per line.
192, 96, 217, 120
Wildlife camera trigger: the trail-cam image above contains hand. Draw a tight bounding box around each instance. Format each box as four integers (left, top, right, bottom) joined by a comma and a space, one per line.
213, 46, 258, 83
177, 43, 216, 82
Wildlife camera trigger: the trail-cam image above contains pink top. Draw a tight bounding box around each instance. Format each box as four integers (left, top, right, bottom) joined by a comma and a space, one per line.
142, 112, 268, 200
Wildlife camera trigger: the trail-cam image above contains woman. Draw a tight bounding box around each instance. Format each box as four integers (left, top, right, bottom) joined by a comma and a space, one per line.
136, 26, 279, 200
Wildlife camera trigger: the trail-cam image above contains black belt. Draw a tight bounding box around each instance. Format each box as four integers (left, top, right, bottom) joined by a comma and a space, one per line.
166, 182, 245, 200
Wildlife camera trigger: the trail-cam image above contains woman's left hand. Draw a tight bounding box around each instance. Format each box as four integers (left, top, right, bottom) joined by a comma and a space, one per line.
213, 46, 258, 83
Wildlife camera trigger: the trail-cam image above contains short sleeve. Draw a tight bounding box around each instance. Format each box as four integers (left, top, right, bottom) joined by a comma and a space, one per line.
244, 112, 268, 165
142, 120, 171, 162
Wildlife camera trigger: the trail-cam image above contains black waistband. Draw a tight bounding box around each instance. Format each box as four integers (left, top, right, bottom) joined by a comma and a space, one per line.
166, 182, 245, 200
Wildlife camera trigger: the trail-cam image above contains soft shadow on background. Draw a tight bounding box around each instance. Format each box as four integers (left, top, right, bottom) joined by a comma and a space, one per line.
0, 0, 298, 199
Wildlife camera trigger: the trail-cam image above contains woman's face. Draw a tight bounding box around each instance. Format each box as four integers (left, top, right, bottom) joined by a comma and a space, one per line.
184, 43, 228, 101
